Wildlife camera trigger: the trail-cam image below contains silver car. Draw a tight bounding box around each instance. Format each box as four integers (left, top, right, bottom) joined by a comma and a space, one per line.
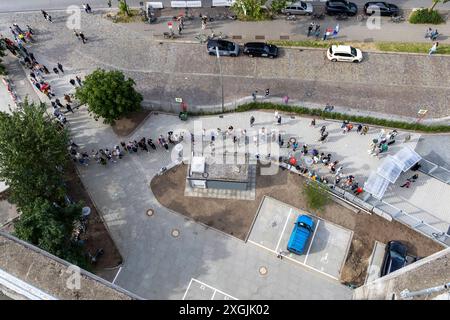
282, 1, 314, 15
207, 39, 240, 57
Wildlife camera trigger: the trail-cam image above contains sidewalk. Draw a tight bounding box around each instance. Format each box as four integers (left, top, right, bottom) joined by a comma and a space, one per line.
143, 13, 450, 44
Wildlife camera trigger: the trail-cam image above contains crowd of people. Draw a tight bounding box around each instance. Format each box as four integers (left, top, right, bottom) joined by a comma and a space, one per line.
68, 132, 183, 167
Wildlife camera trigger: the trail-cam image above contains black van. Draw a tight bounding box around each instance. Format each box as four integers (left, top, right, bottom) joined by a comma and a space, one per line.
243, 42, 279, 58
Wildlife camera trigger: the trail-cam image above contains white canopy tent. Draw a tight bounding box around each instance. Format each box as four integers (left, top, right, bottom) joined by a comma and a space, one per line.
363, 171, 390, 200
377, 156, 403, 183
392, 146, 422, 172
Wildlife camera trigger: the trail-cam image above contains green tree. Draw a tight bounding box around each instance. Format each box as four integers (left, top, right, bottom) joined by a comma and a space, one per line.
270, 0, 288, 13
14, 198, 88, 268
0, 42, 7, 75
75, 69, 143, 125
118, 0, 130, 16
0, 100, 69, 206
231, 0, 270, 20
303, 181, 330, 211
430, 0, 450, 11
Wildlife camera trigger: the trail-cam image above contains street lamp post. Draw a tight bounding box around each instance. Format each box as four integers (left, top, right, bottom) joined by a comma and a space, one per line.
215, 47, 224, 113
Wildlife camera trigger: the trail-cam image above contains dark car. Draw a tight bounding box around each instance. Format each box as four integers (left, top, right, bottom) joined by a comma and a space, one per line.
381, 241, 408, 276
364, 2, 400, 16
243, 42, 279, 58
207, 39, 240, 57
325, 0, 358, 16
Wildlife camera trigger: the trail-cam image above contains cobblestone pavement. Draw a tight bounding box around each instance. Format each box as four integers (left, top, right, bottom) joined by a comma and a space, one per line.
1, 11, 449, 118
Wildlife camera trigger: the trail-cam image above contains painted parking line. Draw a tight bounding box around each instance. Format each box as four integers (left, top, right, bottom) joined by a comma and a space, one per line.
111, 266, 122, 285
275, 208, 292, 253
247, 238, 339, 281
304, 220, 320, 265
182, 278, 238, 300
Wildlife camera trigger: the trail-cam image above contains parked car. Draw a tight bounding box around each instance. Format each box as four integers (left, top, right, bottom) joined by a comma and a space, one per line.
364, 2, 400, 16
207, 39, 239, 57
381, 241, 408, 276
287, 214, 314, 255
243, 42, 279, 58
325, 0, 358, 16
281, 1, 314, 15
327, 45, 363, 63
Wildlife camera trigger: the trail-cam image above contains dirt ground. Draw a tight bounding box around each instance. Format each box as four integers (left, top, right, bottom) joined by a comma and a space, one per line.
65, 162, 123, 273
111, 109, 151, 137
151, 163, 444, 286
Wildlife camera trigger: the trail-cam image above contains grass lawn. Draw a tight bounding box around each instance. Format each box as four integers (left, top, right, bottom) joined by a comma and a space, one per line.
269, 39, 450, 55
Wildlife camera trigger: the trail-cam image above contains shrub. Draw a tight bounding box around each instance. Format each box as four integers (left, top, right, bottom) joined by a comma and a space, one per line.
270, 0, 288, 13
75, 69, 143, 125
303, 181, 330, 211
409, 9, 444, 24
234, 102, 450, 133
232, 0, 272, 21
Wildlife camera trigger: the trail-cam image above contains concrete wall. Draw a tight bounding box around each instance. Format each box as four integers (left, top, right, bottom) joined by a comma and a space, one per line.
0, 231, 141, 300
353, 247, 450, 300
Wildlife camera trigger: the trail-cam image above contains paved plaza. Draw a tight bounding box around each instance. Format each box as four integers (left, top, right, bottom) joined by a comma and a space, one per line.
63, 104, 448, 299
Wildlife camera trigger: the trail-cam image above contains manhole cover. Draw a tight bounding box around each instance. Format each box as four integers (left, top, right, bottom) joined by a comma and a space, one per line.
259, 266, 268, 276
171, 229, 180, 238
146, 209, 154, 217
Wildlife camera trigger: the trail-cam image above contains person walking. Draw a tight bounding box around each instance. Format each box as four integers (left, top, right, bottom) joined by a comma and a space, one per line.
177, 23, 182, 35
283, 95, 289, 104
314, 25, 321, 40
46, 15, 53, 23
107, 0, 112, 8
400, 180, 411, 188
79, 32, 87, 44
57, 63, 64, 73
356, 124, 363, 134
66, 103, 74, 113
307, 22, 314, 37
76, 75, 83, 86
250, 115, 255, 127
332, 24, 340, 38
265, 88, 270, 98
69, 79, 76, 86
362, 125, 369, 135
86, 3, 92, 13
277, 115, 282, 125
429, 42, 438, 55
252, 90, 257, 101
53, 67, 60, 75
82, 4, 88, 13
73, 29, 80, 40
64, 94, 72, 103
41, 10, 48, 20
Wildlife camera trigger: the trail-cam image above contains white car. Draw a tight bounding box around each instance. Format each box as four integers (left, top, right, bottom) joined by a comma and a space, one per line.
326, 45, 363, 63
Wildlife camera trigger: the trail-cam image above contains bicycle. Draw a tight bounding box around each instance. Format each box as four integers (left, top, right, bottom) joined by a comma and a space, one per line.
285, 15, 297, 21
194, 33, 208, 43
356, 14, 367, 22
336, 13, 348, 20
391, 15, 405, 23
209, 30, 228, 40
311, 13, 325, 20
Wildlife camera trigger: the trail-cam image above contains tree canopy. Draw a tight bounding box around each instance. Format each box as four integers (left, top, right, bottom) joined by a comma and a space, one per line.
0, 42, 7, 75
430, 0, 450, 10
0, 100, 69, 206
75, 69, 143, 125
231, 0, 271, 21
0, 100, 87, 268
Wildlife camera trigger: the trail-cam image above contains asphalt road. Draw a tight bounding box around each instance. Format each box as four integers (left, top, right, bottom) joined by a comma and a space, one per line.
1, 10, 449, 118
1, 0, 450, 13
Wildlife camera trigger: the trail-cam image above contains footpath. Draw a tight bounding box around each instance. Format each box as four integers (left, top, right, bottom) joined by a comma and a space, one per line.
134, 7, 450, 45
